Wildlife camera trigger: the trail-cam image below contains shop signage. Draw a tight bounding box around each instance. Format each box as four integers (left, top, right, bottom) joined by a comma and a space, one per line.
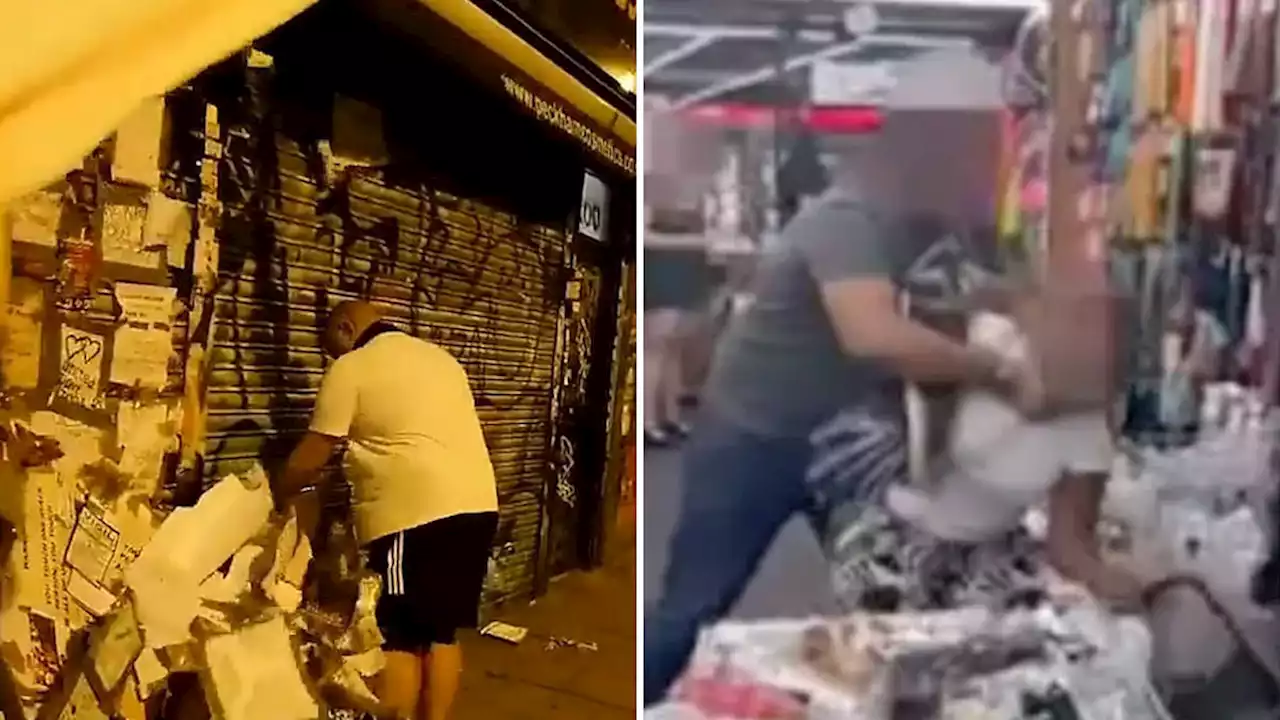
501, 74, 635, 175
579, 171, 609, 241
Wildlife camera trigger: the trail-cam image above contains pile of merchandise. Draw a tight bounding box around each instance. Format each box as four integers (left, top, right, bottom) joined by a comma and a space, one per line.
648, 386, 1280, 719
653, 594, 1160, 719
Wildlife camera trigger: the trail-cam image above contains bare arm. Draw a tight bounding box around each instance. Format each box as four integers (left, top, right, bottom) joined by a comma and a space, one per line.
817, 277, 1006, 387
274, 431, 342, 506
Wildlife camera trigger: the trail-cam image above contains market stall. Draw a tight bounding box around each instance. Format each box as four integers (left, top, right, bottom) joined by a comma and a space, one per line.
646, 0, 1280, 716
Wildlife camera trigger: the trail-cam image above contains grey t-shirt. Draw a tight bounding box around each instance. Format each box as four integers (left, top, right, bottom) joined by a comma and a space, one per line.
702, 192, 994, 437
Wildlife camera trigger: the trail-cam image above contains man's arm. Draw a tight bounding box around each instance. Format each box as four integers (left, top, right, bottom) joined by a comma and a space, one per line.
274, 358, 356, 507
798, 207, 1007, 387
276, 431, 342, 503
818, 278, 1007, 386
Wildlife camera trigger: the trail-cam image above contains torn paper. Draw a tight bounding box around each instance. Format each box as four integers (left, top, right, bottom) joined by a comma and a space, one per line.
266, 510, 313, 613
54, 672, 111, 720
101, 202, 158, 269
127, 471, 272, 649
8, 189, 62, 247
192, 208, 219, 291
143, 192, 192, 255
141, 468, 273, 583
67, 501, 149, 616
52, 326, 106, 411
116, 401, 176, 496
200, 544, 266, 605
88, 604, 143, 695
66, 504, 120, 585
202, 615, 321, 720
0, 606, 43, 694
133, 647, 169, 699
67, 569, 117, 617
2, 276, 44, 389
126, 547, 202, 649
29, 411, 107, 503
115, 675, 146, 720
113, 98, 165, 189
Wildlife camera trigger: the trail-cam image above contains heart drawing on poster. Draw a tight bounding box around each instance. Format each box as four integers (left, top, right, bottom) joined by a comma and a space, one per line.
64, 334, 102, 365
54, 327, 106, 411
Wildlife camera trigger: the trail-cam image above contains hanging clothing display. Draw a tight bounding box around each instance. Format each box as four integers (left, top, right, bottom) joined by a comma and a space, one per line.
994, 0, 1280, 449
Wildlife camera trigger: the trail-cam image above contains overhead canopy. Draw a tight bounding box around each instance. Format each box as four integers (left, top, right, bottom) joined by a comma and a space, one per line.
644, 0, 1035, 110
371, 0, 636, 176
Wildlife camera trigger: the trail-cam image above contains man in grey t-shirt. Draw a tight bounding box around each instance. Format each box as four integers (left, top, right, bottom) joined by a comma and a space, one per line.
643, 173, 1045, 704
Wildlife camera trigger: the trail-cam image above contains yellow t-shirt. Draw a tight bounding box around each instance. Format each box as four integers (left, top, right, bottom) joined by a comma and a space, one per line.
310, 331, 498, 544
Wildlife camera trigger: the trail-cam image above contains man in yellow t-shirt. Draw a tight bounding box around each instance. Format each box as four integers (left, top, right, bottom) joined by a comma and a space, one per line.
276, 300, 498, 720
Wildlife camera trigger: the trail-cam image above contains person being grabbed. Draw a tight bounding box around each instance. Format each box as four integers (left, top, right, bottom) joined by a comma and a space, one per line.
810, 308, 1146, 614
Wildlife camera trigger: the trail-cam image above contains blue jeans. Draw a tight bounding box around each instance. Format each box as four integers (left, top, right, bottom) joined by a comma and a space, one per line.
643, 411, 812, 706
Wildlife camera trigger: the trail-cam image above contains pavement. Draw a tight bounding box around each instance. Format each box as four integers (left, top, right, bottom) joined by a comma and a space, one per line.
454, 523, 637, 719
643, 446, 839, 619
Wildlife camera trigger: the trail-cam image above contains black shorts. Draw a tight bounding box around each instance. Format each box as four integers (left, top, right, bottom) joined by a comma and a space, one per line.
366, 511, 498, 650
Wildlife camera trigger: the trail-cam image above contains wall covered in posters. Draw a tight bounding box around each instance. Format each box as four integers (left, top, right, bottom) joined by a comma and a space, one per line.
0, 88, 212, 710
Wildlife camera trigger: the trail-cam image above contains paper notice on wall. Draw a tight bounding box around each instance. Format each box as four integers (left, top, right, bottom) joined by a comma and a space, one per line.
52, 326, 106, 411
111, 328, 172, 388
67, 505, 121, 585
143, 193, 191, 253
14, 470, 73, 621
117, 402, 176, 496
2, 276, 45, 389
103, 202, 160, 269
112, 283, 176, 388
9, 189, 62, 248
30, 411, 108, 493
115, 283, 176, 326
113, 97, 164, 189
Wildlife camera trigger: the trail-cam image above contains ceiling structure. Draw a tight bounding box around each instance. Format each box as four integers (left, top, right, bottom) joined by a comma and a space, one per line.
643, 0, 1042, 109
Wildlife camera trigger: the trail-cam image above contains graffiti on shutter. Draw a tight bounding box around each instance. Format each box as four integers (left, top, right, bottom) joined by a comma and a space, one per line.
201, 82, 565, 603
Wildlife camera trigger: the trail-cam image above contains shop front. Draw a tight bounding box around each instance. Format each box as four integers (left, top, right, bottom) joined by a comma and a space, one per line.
180, 0, 636, 604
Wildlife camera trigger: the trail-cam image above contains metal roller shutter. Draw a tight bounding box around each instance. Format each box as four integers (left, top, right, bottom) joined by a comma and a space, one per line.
203, 95, 565, 604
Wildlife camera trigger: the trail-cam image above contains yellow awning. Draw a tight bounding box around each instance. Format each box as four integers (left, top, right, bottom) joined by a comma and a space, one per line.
0, 0, 318, 206
416, 0, 636, 156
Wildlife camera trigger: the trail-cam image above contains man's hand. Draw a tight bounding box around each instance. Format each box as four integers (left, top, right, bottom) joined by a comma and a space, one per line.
969, 347, 1051, 419
1001, 354, 1052, 419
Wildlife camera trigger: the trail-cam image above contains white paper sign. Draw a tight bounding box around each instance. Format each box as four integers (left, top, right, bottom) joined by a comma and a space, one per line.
115, 283, 176, 326
66, 505, 121, 585
579, 172, 609, 241
112, 283, 176, 388
102, 203, 159, 269
53, 327, 106, 410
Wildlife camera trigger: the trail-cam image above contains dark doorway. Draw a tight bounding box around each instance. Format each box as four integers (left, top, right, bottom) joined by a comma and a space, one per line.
545, 235, 622, 576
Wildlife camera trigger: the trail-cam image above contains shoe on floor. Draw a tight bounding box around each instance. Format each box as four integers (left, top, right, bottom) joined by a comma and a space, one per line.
665, 421, 693, 438
645, 426, 673, 447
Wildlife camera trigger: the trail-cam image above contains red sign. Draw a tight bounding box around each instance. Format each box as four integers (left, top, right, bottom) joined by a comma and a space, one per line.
681, 103, 883, 134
